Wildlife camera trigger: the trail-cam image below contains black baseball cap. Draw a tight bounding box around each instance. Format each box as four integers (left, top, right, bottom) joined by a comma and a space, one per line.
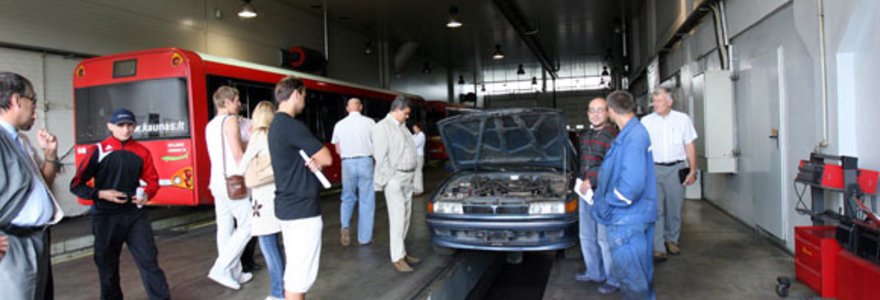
109, 108, 137, 125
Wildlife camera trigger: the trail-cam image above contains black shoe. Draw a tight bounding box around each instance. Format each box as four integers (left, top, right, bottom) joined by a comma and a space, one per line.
242, 263, 262, 272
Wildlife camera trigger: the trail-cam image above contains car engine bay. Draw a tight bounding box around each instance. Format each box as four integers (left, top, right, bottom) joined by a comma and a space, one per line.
438, 172, 568, 202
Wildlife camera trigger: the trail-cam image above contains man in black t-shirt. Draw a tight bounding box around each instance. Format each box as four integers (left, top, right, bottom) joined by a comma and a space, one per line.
267, 76, 332, 300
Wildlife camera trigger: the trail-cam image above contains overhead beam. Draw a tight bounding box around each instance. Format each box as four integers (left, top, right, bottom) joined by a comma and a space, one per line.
492, 0, 558, 79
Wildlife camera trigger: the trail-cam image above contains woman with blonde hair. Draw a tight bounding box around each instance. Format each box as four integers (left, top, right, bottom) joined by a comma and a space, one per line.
238, 100, 284, 300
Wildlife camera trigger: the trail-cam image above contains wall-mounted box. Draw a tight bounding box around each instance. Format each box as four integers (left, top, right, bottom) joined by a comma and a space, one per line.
692, 70, 737, 173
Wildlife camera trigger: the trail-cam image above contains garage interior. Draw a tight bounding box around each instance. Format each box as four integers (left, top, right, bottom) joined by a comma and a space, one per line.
2, 0, 879, 299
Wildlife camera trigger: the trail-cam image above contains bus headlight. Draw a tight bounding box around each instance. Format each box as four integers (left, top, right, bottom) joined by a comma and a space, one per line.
433, 201, 463, 214
528, 202, 565, 214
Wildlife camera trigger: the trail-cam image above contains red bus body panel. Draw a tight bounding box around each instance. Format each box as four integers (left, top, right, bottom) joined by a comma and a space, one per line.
74, 48, 421, 206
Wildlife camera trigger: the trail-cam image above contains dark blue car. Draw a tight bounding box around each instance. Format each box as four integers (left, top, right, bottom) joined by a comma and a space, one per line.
426, 108, 579, 253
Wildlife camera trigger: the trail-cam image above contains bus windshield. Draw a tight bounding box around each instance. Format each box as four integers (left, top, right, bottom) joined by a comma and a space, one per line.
75, 77, 190, 144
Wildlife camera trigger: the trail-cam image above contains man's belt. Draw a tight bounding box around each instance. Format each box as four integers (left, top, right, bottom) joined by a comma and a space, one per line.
2, 223, 50, 236
655, 160, 684, 166
343, 155, 372, 160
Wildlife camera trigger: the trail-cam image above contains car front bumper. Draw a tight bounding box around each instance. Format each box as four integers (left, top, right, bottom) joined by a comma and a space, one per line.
426, 214, 578, 252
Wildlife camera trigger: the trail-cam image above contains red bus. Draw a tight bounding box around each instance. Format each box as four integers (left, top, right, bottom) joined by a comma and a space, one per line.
424, 100, 479, 161
73, 48, 425, 206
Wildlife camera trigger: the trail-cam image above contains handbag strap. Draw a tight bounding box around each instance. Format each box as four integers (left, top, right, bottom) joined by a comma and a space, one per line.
220, 115, 232, 177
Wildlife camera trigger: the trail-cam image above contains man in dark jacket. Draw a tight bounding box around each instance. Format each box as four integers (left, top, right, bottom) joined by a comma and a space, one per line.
70, 108, 170, 300
576, 97, 619, 294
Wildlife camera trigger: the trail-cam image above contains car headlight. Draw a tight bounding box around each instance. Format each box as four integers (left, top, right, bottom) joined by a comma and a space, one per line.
528, 202, 565, 214
433, 201, 464, 214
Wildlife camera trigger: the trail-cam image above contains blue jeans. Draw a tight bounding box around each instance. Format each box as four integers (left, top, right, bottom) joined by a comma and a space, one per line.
579, 199, 617, 287
258, 234, 284, 299
340, 157, 375, 243
606, 223, 656, 300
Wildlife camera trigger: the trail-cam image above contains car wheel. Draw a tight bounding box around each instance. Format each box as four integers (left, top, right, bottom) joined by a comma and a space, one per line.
433, 245, 456, 255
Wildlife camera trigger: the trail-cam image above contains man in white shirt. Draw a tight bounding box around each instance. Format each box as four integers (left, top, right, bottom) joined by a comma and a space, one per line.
0, 71, 64, 300
640, 87, 697, 261
331, 98, 377, 246
411, 123, 426, 196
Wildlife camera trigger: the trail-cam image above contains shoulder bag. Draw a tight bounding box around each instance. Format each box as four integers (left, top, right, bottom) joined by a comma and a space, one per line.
222, 116, 248, 199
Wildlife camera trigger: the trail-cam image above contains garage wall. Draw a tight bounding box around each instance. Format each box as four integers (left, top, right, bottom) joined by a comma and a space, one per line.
635, 0, 880, 251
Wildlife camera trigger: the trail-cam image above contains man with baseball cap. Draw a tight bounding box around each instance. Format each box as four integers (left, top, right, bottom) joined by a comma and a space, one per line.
71, 108, 171, 299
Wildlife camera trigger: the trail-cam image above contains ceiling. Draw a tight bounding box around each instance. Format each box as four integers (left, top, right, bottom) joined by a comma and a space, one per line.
277, 0, 627, 80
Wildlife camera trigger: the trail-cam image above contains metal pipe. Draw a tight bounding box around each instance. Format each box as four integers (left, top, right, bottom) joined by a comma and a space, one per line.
817, 0, 829, 149
322, 0, 329, 60
718, 1, 733, 70
41, 53, 48, 129
492, 0, 558, 79
710, 4, 729, 70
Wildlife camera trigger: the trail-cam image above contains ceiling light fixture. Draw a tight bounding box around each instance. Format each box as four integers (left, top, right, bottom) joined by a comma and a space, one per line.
364, 40, 373, 55
446, 6, 462, 28
481, 84, 486, 92
517, 64, 525, 75
422, 62, 432, 74
531, 76, 537, 85
237, 0, 258, 18
492, 44, 504, 60
458, 76, 465, 85
601, 66, 609, 76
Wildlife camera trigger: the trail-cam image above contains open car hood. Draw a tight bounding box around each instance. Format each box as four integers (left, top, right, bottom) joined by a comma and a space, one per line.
438, 108, 573, 172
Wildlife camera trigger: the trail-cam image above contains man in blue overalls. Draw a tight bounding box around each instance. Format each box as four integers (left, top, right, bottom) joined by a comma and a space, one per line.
588, 90, 658, 300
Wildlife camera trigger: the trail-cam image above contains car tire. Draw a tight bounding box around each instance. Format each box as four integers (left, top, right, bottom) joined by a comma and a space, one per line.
432, 245, 456, 255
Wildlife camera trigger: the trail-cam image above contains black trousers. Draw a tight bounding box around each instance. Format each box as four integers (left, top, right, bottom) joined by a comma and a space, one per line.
92, 209, 170, 300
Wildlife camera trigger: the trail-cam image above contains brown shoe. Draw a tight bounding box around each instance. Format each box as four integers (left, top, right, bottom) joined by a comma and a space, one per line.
341, 228, 351, 247
393, 259, 413, 272
653, 251, 668, 262
405, 255, 421, 264
665, 242, 681, 255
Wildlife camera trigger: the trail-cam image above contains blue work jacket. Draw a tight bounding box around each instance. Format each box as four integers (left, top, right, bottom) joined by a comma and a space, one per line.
591, 118, 658, 225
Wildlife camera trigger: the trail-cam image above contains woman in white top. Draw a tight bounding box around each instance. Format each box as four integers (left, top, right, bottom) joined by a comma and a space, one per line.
238, 101, 284, 300
412, 123, 426, 196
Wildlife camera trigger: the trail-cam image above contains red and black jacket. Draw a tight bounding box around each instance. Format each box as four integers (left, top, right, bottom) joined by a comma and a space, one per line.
579, 125, 618, 189
70, 136, 159, 214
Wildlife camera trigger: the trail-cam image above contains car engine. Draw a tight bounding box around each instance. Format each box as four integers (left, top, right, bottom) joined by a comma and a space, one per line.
439, 173, 567, 201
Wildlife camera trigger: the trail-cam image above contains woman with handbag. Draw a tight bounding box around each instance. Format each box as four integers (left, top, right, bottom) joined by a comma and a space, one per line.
238, 100, 284, 300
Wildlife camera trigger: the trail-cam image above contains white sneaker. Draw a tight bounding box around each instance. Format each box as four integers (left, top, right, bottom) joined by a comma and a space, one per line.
238, 272, 254, 284
208, 273, 241, 290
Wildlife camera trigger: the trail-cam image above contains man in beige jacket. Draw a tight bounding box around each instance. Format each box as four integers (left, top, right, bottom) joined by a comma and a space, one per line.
372, 96, 421, 272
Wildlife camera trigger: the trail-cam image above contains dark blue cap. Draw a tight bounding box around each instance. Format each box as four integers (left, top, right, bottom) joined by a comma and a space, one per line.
109, 108, 137, 125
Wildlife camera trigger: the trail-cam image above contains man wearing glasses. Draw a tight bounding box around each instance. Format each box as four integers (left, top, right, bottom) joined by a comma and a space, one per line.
0, 71, 65, 300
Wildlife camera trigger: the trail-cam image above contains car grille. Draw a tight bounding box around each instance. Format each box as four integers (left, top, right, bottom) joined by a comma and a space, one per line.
462, 204, 529, 215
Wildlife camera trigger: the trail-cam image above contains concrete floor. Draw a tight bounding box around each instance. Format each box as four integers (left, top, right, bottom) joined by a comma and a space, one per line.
543, 199, 818, 300
52, 164, 816, 299
53, 166, 456, 300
